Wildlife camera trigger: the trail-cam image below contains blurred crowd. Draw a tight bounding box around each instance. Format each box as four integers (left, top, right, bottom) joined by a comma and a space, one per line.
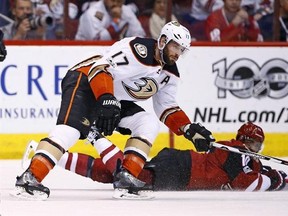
0, 0, 287, 42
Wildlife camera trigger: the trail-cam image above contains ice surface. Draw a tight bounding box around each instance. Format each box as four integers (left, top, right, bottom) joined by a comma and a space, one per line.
1, 159, 288, 216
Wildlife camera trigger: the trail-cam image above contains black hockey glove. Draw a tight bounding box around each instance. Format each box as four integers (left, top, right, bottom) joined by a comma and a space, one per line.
184, 123, 215, 152
96, 93, 121, 136
261, 165, 272, 173
0, 30, 7, 62
263, 169, 287, 191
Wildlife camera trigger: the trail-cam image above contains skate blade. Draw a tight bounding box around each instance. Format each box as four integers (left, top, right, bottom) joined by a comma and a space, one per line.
112, 188, 154, 200
10, 186, 49, 201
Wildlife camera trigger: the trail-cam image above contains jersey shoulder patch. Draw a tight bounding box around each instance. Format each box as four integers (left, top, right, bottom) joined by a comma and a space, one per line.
129, 37, 158, 66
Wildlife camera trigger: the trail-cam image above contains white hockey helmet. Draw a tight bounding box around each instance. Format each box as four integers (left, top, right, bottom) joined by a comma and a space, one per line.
157, 21, 191, 52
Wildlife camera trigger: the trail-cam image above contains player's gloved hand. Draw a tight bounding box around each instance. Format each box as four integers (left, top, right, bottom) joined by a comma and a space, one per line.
0, 30, 7, 62
184, 123, 215, 152
264, 169, 287, 191
96, 93, 121, 136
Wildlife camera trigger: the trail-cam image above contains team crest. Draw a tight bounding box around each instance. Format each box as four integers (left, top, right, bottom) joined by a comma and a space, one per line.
81, 117, 90, 127
134, 43, 148, 58
122, 78, 158, 100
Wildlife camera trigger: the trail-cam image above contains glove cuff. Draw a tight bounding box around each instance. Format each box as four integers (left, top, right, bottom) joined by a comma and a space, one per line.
183, 124, 190, 133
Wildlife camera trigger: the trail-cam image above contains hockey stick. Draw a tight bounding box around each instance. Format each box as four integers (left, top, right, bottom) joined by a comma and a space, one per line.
211, 142, 288, 166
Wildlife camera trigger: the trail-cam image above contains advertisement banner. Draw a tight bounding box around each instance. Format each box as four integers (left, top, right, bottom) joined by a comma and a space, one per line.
176, 46, 288, 133
0, 45, 287, 134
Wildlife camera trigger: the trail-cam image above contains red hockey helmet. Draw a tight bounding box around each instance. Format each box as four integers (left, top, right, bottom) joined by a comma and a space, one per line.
236, 122, 265, 152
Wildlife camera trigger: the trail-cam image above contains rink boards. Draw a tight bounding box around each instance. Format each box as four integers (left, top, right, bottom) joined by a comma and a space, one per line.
1, 42, 288, 159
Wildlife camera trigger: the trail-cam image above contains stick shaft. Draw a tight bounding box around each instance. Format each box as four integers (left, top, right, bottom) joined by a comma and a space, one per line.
211, 142, 288, 166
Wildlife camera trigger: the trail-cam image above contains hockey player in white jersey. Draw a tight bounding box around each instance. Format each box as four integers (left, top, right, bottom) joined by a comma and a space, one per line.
14, 21, 215, 200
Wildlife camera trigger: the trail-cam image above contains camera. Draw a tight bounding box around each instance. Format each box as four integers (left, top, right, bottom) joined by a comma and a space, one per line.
28, 15, 54, 30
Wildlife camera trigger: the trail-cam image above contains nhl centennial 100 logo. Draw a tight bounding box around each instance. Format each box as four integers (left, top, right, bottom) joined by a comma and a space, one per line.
213, 58, 288, 99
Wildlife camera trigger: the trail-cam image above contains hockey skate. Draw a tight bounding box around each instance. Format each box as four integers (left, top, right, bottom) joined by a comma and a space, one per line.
113, 161, 154, 200
11, 169, 50, 201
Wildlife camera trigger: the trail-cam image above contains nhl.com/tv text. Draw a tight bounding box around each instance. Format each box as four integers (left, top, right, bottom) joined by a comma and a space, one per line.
192, 107, 288, 124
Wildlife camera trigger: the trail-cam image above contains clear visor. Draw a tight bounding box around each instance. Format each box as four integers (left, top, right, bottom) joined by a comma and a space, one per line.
169, 40, 189, 55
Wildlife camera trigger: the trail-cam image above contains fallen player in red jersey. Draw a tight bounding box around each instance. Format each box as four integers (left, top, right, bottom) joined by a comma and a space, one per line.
57, 122, 286, 191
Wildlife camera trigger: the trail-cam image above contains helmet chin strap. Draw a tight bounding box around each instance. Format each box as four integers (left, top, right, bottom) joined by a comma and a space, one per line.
158, 37, 168, 65
159, 49, 166, 65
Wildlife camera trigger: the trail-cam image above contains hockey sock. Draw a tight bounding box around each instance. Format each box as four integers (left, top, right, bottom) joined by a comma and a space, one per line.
29, 138, 65, 182
122, 153, 146, 177
92, 138, 123, 173
91, 158, 113, 183
30, 155, 54, 182
58, 152, 113, 183
122, 137, 151, 177
59, 152, 94, 177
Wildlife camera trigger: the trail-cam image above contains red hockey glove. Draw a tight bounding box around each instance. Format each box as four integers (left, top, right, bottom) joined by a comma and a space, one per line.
184, 123, 215, 152
96, 93, 121, 136
264, 169, 287, 191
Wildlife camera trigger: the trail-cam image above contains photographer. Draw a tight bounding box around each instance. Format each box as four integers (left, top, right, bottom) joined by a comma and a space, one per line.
0, 30, 7, 62
0, 0, 52, 40
205, 0, 263, 42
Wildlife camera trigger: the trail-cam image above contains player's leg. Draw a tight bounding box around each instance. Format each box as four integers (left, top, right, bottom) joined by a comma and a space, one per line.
113, 110, 159, 190
58, 152, 113, 183
87, 125, 123, 174
57, 150, 153, 184
88, 101, 148, 176
14, 71, 96, 200
15, 126, 80, 200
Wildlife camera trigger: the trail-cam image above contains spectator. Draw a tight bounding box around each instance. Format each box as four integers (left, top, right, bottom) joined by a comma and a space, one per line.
279, 0, 288, 41
206, 0, 263, 42
45, 0, 79, 39
75, 0, 146, 40
174, 0, 224, 41
0, 0, 52, 40
138, 0, 178, 39
242, 0, 274, 41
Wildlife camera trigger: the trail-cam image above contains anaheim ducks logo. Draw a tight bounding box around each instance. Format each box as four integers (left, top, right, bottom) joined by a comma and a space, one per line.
81, 117, 90, 127
122, 78, 158, 100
